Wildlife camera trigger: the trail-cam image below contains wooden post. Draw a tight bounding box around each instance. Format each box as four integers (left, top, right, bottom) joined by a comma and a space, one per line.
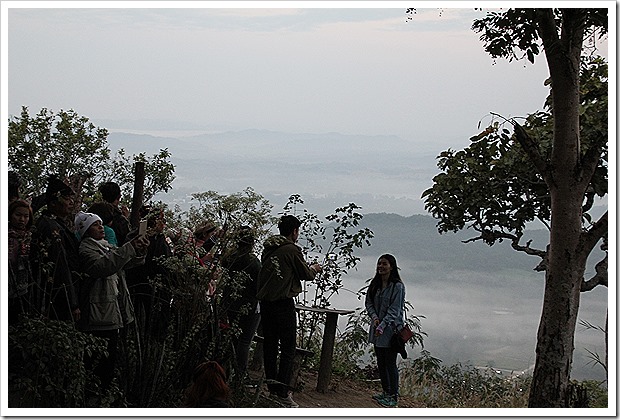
130, 161, 145, 227
316, 311, 339, 393
289, 348, 314, 390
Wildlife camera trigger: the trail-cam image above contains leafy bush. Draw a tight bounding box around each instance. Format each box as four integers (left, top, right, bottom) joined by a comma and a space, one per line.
577, 380, 608, 408
400, 351, 531, 408
8, 317, 109, 407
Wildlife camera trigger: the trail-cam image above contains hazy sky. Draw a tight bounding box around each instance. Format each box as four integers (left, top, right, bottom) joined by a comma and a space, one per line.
4, 2, 558, 146
1, 4, 613, 415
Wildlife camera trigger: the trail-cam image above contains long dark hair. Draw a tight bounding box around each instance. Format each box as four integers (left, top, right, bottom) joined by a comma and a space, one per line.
183, 361, 231, 407
367, 254, 402, 299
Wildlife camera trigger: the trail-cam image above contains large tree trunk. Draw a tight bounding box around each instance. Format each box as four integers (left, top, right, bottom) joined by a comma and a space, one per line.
528, 9, 587, 407
529, 188, 587, 407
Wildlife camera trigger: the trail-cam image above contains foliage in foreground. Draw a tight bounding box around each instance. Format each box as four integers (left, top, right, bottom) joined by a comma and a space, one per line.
8, 307, 607, 408
400, 350, 531, 408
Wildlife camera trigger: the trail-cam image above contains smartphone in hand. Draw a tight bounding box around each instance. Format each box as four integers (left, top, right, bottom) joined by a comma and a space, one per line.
138, 219, 148, 237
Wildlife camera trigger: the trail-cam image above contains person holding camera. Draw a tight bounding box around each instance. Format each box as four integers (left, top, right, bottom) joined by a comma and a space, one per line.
75, 211, 149, 390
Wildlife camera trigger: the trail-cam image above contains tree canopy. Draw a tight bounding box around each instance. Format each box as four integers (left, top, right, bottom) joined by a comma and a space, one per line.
8, 106, 176, 207
422, 55, 608, 272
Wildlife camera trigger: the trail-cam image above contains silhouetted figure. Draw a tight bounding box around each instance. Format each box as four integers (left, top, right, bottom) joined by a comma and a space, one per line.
98, 181, 131, 245
221, 226, 261, 381
30, 175, 81, 322
256, 215, 322, 408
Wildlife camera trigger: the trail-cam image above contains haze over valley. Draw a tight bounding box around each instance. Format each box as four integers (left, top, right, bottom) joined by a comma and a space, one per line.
105, 128, 608, 382
106, 128, 448, 216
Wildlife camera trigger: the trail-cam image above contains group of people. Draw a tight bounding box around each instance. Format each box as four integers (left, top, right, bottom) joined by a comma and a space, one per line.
9, 174, 155, 391
8, 172, 408, 409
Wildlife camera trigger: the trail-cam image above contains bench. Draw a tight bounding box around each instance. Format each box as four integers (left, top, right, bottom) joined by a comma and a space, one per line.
252, 335, 314, 389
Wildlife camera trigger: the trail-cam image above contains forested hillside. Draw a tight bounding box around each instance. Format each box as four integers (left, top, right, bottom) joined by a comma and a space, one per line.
358, 213, 550, 272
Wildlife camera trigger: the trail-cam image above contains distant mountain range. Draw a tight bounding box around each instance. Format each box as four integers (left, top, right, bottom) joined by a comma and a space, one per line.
106, 129, 442, 215
356, 212, 551, 273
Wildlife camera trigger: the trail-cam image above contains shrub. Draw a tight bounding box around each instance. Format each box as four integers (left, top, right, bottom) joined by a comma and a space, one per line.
400, 351, 531, 408
8, 317, 109, 407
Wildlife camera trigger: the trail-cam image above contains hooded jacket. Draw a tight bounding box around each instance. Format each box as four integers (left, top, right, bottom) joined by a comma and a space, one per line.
77, 237, 144, 331
256, 235, 316, 302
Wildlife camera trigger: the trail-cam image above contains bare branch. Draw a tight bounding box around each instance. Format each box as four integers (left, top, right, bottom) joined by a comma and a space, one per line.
582, 254, 608, 292
514, 239, 548, 272
580, 211, 608, 256
462, 230, 548, 271
511, 238, 547, 258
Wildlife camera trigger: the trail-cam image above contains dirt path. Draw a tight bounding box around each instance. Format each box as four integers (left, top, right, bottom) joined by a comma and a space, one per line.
288, 370, 417, 408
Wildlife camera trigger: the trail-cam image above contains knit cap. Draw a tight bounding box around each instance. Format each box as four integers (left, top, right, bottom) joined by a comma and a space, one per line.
74, 211, 102, 239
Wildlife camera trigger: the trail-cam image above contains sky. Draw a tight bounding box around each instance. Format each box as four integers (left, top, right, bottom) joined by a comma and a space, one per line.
1, 2, 615, 415
3, 1, 611, 215
4, 2, 559, 145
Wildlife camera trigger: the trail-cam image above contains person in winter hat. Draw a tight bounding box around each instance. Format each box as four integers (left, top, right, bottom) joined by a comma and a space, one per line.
86, 202, 118, 245
45, 174, 75, 203
74, 211, 102, 240
75, 207, 149, 390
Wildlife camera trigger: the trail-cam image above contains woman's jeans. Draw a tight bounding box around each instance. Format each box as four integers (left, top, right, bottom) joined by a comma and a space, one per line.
260, 298, 296, 398
375, 345, 399, 399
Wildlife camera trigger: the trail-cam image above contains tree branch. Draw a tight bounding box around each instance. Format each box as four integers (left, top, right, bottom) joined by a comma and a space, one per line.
513, 238, 548, 272
462, 230, 548, 271
511, 237, 547, 258
513, 122, 551, 183
579, 143, 604, 192
580, 211, 608, 256
581, 254, 608, 291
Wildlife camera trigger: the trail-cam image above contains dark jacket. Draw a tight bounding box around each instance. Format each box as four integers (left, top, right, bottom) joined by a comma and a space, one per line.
31, 211, 80, 320
222, 250, 261, 312
126, 232, 172, 289
8, 227, 33, 299
111, 206, 131, 246
256, 235, 316, 301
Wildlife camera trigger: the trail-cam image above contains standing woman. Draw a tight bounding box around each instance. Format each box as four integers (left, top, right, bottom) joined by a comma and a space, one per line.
8, 199, 34, 324
75, 211, 149, 390
365, 254, 405, 408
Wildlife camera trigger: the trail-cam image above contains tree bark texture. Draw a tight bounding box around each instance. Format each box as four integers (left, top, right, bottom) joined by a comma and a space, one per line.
528, 9, 590, 408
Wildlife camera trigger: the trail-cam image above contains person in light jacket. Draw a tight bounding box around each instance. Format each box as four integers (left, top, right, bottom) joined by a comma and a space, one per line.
75, 211, 149, 390
365, 254, 405, 408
